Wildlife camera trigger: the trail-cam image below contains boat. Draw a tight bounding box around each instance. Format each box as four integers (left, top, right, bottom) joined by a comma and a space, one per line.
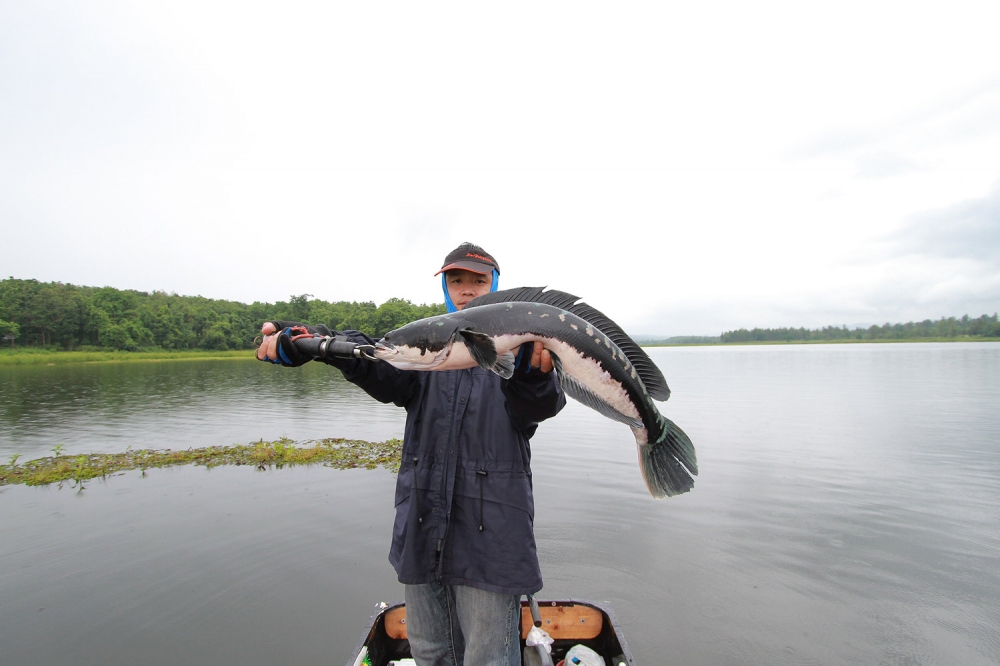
348, 598, 635, 665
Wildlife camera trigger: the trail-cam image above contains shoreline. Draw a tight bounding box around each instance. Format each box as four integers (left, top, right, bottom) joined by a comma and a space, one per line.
642, 337, 1000, 348
0, 348, 254, 366
3, 337, 999, 365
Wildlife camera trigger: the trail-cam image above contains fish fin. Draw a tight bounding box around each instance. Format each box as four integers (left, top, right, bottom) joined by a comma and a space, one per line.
458, 329, 498, 370
493, 351, 516, 379
567, 301, 671, 401
465, 286, 557, 308
466, 287, 671, 401
552, 356, 644, 429
656, 416, 698, 475
637, 418, 697, 498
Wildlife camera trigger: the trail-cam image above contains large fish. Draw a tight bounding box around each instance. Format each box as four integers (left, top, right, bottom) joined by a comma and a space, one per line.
374, 287, 697, 498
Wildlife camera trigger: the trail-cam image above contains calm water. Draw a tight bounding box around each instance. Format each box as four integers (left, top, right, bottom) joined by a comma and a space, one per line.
1, 343, 999, 665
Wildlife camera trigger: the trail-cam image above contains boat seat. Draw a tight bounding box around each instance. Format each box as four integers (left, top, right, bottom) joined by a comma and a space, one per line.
519, 602, 604, 640
380, 602, 604, 641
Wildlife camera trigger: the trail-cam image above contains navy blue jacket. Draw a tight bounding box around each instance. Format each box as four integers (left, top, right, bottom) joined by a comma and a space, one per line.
325, 331, 565, 595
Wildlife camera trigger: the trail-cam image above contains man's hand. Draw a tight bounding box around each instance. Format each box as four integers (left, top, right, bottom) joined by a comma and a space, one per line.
256, 321, 317, 366
529, 341, 554, 373
256, 322, 279, 362
514, 341, 553, 375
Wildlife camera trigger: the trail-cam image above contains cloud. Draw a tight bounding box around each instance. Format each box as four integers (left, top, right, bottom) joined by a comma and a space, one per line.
786, 128, 877, 161
883, 182, 1000, 263
395, 206, 456, 252
631, 265, 1000, 336
852, 153, 921, 180
634, 182, 1000, 334
786, 77, 1000, 181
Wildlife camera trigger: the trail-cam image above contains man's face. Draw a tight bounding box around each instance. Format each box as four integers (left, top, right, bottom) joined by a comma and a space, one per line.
446, 269, 492, 311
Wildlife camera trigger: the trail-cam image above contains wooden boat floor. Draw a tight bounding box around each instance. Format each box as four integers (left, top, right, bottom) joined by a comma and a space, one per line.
352, 599, 635, 666
382, 602, 604, 641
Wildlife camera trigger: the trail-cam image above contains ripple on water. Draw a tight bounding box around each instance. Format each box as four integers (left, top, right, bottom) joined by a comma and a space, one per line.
1, 343, 999, 665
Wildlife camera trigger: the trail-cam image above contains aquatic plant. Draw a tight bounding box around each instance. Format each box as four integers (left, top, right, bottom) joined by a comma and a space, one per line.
0, 437, 403, 488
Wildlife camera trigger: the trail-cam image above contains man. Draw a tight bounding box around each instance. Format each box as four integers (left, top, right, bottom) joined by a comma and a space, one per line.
257, 243, 565, 665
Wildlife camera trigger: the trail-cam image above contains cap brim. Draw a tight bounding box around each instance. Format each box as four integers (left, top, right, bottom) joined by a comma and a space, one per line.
434, 261, 494, 276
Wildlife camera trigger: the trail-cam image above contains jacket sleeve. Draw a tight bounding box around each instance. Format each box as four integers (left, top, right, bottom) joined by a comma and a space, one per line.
319, 329, 420, 408
501, 367, 566, 434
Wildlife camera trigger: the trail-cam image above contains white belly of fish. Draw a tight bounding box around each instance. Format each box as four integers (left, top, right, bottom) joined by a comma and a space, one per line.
540, 337, 644, 419
388, 333, 647, 443
492, 333, 645, 428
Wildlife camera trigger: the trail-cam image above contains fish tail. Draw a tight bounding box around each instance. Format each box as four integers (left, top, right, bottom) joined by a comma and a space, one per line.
637, 418, 697, 498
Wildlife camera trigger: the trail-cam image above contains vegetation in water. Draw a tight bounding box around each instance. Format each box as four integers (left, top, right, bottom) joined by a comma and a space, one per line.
0, 438, 403, 489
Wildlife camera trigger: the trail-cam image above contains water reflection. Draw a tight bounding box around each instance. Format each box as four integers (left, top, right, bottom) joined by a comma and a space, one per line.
1, 343, 999, 665
0, 360, 405, 460
533, 343, 1000, 665
0, 466, 402, 665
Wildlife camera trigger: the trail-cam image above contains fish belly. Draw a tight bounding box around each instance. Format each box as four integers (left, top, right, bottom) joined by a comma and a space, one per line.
542, 338, 645, 425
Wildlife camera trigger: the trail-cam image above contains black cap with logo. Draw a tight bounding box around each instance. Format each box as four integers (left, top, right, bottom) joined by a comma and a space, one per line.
434, 243, 500, 276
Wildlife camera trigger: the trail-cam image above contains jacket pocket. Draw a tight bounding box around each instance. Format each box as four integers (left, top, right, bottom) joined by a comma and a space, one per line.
455, 460, 533, 516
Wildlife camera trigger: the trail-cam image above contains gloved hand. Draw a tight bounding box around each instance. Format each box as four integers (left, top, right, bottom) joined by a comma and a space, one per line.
256, 321, 333, 367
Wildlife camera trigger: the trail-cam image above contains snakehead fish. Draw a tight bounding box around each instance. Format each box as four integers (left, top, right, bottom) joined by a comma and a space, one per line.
373, 287, 697, 498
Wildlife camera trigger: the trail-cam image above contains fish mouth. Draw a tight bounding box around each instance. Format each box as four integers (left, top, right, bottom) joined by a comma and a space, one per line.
373, 339, 451, 369
373, 341, 398, 358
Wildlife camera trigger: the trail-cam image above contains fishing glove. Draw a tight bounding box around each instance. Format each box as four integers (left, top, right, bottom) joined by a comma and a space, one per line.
260, 321, 333, 367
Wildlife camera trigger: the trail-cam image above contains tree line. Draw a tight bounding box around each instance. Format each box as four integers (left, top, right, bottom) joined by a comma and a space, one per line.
721, 314, 1000, 343
4, 277, 997, 352
0, 278, 446, 351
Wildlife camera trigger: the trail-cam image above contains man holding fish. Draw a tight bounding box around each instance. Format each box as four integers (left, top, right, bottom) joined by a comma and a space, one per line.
257, 243, 566, 666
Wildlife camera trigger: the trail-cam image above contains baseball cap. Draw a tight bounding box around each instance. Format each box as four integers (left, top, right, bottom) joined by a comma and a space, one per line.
434, 243, 500, 276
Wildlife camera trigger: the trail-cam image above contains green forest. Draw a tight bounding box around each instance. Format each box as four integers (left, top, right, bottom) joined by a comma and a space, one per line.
2, 277, 998, 353
0, 278, 445, 351
721, 315, 1000, 343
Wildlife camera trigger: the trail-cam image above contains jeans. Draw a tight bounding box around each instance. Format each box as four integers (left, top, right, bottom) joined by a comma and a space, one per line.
405, 582, 521, 666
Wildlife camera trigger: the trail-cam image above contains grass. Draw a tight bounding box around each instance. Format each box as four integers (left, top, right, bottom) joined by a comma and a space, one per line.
0, 437, 404, 489
0, 348, 253, 366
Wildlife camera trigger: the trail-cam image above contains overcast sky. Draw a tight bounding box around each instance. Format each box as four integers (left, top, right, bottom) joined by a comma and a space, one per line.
2, 1, 999, 335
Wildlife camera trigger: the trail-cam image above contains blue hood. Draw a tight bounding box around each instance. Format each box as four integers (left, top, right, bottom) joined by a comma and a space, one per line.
442, 269, 499, 313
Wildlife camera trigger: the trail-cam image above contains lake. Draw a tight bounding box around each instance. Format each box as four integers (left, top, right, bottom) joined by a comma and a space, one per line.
1, 343, 999, 665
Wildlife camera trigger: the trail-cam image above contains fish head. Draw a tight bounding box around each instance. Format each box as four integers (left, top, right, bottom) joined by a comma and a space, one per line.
374, 315, 465, 369
372, 338, 452, 369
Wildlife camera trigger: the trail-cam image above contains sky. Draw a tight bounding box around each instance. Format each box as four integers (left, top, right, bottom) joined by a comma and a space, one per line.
2, 1, 999, 336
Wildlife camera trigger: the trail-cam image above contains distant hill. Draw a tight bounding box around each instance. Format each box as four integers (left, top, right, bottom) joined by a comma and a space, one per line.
634, 335, 721, 346
721, 315, 1000, 343
632, 315, 1000, 345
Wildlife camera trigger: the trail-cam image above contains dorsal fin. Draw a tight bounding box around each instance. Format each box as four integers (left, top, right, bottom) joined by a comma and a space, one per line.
466, 287, 671, 401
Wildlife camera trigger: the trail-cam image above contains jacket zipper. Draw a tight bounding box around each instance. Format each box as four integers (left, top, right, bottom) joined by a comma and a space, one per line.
411, 457, 421, 524
476, 469, 488, 532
